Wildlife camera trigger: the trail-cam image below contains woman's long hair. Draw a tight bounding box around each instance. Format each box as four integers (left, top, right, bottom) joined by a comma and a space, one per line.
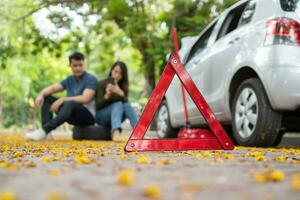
108, 61, 129, 95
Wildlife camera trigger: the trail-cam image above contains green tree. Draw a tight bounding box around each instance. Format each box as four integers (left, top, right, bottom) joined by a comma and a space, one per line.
0, 0, 238, 129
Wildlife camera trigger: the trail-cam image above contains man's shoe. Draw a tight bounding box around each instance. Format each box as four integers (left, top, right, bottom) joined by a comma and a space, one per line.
25, 129, 47, 141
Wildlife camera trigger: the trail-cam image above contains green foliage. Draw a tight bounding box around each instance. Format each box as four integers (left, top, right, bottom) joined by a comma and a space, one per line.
0, 0, 238, 129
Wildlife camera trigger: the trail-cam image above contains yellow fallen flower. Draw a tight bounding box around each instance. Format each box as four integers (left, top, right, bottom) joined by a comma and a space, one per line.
270, 170, 285, 182
177, 183, 203, 192
47, 192, 65, 200
118, 170, 135, 186
202, 151, 212, 157
144, 184, 161, 199
119, 153, 127, 160
74, 156, 94, 164
13, 151, 24, 158
52, 157, 61, 162
253, 169, 285, 183
224, 154, 234, 160
291, 173, 300, 190
42, 157, 51, 163
156, 158, 172, 166
276, 156, 288, 162
0, 161, 9, 168
49, 169, 62, 176
0, 190, 17, 200
254, 172, 268, 184
136, 155, 152, 164
23, 162, 37, 168
255, 155, 266, 161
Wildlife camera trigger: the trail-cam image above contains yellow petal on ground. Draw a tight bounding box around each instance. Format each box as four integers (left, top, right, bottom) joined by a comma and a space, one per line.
100, 152, 109, 157
0, 160, 19, 171
0, 161, 9, 168
118, 170, 135, 186
0, 190, 17, 200
224, 154, 234, 160
254, 172, 267, 184
202, 151, 212, 157
42, 157, 51, 163
62, 152, 71, 157
276, 156, 288, 162
52, 157, 61, 162
12, 151, 24, 158
253, 169, 285, 183
47, 192, 65, 200
7, 164, 19, 172
291, 173, 300, 190
255, 155, 266, 161
74, 156, 94, 164
270, 170, 285, 182
177, 183, 203, 192
23, 162, 37, 168
144, 184, 161, 199
156, 158, 172, 166
49, 169, 62, 176
119, 153, 127, 160
136, 155, 152, 164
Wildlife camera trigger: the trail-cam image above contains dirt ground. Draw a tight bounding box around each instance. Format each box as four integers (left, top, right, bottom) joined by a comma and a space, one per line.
0, 132, 300, 200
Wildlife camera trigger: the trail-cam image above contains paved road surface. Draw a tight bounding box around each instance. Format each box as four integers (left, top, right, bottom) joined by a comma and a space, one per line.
0, 132, 300, 200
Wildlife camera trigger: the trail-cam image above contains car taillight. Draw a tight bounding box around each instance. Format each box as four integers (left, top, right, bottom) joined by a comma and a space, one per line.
265, 17, 300, 46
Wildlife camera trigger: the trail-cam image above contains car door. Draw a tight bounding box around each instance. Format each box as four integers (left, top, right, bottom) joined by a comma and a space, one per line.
203, 1, 253, 121
168, 21, 218, 126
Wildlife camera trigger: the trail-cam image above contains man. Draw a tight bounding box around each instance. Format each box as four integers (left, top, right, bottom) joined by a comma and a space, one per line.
26, 52, 97, 140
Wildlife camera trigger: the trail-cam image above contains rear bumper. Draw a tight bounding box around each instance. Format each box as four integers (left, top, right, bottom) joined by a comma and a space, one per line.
261, 45, 300, 110
267, 67, 300, 110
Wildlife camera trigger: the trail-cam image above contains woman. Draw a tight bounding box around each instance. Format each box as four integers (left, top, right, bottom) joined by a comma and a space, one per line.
95, 61, 138, 141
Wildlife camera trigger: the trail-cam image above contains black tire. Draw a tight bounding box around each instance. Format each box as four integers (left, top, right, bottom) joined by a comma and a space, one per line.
72, 126, 111, 140
231, 78, 282, 147
271, 130, 285, 146
156, 100, 178, 138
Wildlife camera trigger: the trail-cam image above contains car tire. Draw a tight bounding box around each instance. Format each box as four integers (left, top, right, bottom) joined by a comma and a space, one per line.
271, 130, 285, 146
156, 100, 178, 138
232, 78, 282, 147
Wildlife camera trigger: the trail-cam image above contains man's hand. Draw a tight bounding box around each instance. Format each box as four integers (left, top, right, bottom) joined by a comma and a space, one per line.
35, 94, 44, 108
50, 98, 65, 113
34, 83, 64, 108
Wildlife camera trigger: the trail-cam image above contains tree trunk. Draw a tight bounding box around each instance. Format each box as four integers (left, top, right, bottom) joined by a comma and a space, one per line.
143, 57, 156, 98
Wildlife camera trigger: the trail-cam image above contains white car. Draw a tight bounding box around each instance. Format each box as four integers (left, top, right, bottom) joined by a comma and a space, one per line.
156, 0, 300, 147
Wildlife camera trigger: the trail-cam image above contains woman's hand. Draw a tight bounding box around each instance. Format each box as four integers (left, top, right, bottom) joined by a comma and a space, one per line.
104, 85, 112, 99
107, 82, 124, 97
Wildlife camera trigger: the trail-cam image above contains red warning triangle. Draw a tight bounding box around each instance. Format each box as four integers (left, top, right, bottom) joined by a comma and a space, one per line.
124, 29, 234, 152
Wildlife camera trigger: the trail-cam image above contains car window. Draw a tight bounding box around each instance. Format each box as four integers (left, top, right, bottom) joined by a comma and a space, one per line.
280, 0, 300, 12
216, 1, 249, 40
239, 0, 256, 26
185, 21, 217, 63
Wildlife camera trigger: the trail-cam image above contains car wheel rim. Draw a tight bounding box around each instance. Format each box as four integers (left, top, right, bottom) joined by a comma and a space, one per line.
157, 105, 169, 138
235, 88, 258, 139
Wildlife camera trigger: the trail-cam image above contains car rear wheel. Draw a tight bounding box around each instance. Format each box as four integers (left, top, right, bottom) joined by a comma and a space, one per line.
156, 100, 178, 138
232, 78, 282, 147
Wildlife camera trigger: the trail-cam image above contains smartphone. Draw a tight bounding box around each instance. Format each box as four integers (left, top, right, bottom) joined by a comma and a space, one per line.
107, 77, 115, 85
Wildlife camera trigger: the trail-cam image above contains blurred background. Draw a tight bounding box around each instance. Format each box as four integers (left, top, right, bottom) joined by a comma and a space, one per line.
0, 0, 237, 132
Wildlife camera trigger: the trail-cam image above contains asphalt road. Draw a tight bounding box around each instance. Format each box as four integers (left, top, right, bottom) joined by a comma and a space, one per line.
0, 132, 300, 200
